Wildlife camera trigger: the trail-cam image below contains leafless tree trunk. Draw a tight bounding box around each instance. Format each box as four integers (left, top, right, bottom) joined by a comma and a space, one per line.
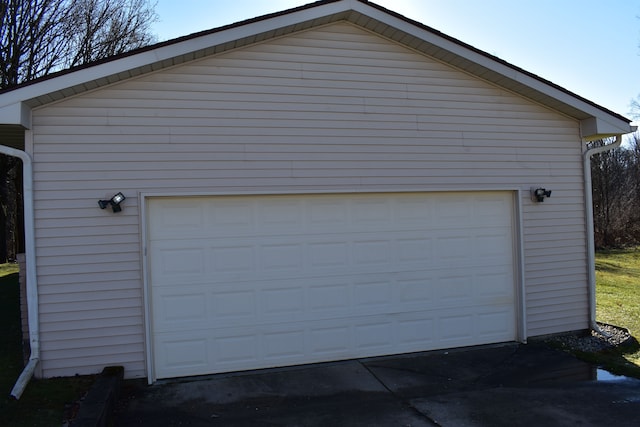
0, 156, 10, 262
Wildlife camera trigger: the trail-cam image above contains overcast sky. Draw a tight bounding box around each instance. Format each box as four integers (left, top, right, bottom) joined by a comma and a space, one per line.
152, 0, 640, 126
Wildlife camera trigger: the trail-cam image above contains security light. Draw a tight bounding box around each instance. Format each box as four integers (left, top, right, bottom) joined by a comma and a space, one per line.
98, 192, 126, 212
531, 188, 551, 203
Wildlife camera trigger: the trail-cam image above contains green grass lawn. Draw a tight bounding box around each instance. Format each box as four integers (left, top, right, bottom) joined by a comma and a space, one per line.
595, 248, 640, 370
0, 262, 19, 276
0, 265, 94, 427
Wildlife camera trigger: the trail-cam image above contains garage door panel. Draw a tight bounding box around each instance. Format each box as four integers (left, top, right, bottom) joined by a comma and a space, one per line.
395, 315, 436, 349
149, 201, 206, 239
261, 286, 305, 316
353, 279, 392, 308
151, 236, 512, 286
148, 192, 517, 379
153, 287, 258, 332
263, 328, 307, 361
397, 275, 435, 307
308, 241, 349, 268
439, 313, 475, 342
441, 305, 514, 339
396, 237, 434, 263
258, 199, 305, 230
474, 195, 513, 220
214, 331, 259, 367
307, 198, 349, 228
474, 270, 514, 297
309, 280, 350, 312
476, 232, 513, 255
154, 309, 514, 379
435, 199, 472, 225
152, 290, 214, 332
154, 331, 210, 375
156, 291, 208, 324
436, 274, 474, 303
393, 197, 432, 221
152, 270, 512, 331
206, 245, 255, 274
210, 199, 255, 224
151, 245, 206, 282
260, 243, 305, 271
477, 310, 515, 339
354, 321, 393, 351
437, 237, 474, 264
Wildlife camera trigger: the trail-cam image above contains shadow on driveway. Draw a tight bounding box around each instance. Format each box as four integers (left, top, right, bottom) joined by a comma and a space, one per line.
114, 343, 640, 426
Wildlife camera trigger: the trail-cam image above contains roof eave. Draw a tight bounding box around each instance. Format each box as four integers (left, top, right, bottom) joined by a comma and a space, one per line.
580, 117, 636, 141
0, 102, 31, 128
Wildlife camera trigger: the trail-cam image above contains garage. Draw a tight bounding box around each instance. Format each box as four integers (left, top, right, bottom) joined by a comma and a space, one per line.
146, 191, 518, 379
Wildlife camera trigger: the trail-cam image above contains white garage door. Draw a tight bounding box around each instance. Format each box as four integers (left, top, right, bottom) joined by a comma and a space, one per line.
147, 192, 517, 379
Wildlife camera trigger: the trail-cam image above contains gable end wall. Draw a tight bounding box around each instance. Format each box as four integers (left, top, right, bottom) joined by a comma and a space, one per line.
30, 23, 587, 378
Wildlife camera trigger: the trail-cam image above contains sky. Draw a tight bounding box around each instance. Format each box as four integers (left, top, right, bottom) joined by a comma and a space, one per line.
152, 0, 640, 127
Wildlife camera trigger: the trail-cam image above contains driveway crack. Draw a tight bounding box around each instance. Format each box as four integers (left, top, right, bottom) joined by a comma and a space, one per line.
358, 360, 442, 426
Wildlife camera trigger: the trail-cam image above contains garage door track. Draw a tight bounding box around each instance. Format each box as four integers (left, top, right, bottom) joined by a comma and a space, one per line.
114, 343, 640, 426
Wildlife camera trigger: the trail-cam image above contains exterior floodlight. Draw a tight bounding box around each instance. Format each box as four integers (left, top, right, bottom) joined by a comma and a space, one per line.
98, 192, 126, 212
531, 187, 551, 203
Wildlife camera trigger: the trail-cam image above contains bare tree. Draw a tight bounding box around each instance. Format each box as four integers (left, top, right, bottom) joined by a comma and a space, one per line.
1, 0, 157, 88
1, 0, 68, 88
64, 0, 157, 67
0, 0, 158, 262
627, 132, 640, 240
631, 97, 640, 121
0, 155, 19, 261
590, 135, 640, 248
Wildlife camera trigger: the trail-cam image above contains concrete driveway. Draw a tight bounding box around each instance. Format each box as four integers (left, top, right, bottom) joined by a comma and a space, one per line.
114, 343, 640, 426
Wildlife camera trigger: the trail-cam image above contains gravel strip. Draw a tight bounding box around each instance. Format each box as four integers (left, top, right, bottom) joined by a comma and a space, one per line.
546, 322, 633, 353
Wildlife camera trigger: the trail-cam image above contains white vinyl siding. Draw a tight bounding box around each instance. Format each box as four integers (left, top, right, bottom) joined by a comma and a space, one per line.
30, 22, 585, 378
